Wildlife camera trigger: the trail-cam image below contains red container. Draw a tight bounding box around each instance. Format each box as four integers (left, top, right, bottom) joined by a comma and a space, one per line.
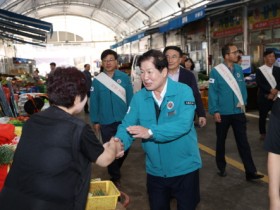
0, 164, 9, 191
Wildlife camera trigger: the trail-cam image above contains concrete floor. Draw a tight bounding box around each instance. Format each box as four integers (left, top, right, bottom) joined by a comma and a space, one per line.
79, 110, 269, 210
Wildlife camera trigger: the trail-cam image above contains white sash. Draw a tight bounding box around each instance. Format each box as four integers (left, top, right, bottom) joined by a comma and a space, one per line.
95, 72, 126, 103
259, 65, 276, 88
215, 63, 245, 112
259, 65, 280, 100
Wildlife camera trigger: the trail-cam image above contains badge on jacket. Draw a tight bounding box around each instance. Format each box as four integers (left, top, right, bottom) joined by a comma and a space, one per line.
209, 78, 215, 83
167, 101, 174, 109
185, 101, 195, 105
168, 111, 176, 116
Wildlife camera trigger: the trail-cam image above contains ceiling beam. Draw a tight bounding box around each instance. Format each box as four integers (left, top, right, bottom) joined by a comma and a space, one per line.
0, 0, 25, 10
122, 0, 150, 19
91, 0, 107, 18
22, 2, 127, 22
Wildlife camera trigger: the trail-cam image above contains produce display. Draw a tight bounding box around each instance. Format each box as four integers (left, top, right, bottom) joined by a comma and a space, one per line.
0, 73, 47, 117
0, 144, 16, 165
8, 116, 29, 126
0, 122, 19, 190
0, 72, 45, 191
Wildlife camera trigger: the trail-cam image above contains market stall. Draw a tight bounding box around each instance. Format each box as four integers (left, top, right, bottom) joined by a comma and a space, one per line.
0, 72, 48, 117
0, 119, 22, 190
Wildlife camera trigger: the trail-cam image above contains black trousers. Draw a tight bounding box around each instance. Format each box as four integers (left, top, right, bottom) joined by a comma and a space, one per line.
83, 91, 90, 112
100, 122, 129, 181
147, 170, 200, 210
265, 98, 280, 152
258, 96, 274, 134
215, 113, 257, 174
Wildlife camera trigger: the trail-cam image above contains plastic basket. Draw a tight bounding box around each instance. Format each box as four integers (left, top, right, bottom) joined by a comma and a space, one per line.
86, 180, 120, 210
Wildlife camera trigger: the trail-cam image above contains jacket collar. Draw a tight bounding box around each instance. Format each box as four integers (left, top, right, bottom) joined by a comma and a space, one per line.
143, 78, 177, 100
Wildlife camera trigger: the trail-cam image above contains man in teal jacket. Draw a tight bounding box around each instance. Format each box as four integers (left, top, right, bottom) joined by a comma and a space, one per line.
208, 43, 263, 181
115, 50, 201, 210
90, 49, 133, 187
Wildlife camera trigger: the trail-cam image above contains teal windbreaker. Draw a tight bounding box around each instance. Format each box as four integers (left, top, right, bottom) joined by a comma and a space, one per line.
208, 63, 247, 115
116, 78, 202, 178
90, 70, 133, 125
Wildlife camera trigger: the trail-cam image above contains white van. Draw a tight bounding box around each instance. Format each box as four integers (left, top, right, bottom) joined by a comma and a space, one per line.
130, 55, 142, 93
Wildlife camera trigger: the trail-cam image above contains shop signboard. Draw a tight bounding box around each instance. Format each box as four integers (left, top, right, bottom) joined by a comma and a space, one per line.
241, 55, 251, 74
213, 26, 243, 38
249, 0, 280, 30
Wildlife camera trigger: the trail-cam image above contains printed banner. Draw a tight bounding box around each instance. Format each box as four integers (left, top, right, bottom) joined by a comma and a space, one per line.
241, 56, 251, 74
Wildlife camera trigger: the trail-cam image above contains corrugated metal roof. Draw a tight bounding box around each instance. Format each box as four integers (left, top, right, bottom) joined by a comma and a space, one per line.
0, 0, 206, 38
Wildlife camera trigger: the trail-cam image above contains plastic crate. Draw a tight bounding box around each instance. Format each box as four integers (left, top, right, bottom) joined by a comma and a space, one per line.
86, 180, 120, 210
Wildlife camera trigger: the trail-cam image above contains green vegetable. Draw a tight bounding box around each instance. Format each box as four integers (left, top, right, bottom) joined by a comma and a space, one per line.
91, 187, 106, 196
0, 145, 15, 165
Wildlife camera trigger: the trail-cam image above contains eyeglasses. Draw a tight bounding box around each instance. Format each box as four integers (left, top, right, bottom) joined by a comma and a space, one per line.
228, 51, 239, 55
102, 59, 116, 63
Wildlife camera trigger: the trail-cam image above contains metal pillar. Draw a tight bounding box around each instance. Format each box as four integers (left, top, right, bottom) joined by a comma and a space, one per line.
243, 5, 248, 54
207, 17, 211, 75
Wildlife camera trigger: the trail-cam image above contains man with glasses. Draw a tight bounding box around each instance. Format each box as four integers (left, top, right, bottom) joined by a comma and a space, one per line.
90, 49, 133, 188
163, 46, 206, 128
208, 43, 263, 181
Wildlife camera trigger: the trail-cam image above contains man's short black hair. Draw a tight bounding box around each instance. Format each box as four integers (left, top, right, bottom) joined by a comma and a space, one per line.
221, 43, 235, 58
263, 49, 275, 57
101, 49, 118, 60
50, 62, 56, 66
137, 49, 168, 73
163, 46, 183, 57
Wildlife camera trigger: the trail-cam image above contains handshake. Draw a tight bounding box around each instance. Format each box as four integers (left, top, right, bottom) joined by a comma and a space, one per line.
104, 137, 124, 159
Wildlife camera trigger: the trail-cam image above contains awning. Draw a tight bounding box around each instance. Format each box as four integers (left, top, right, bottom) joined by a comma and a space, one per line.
110, 7, 205, 49
123, 32, 145, 44
0, 9, 53, 46
110, 41, 124, 49
159, 7, 205, 33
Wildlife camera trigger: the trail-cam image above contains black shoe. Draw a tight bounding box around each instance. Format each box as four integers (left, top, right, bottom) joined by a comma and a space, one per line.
217, 170, 227, 177
246, 173, 264, 181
